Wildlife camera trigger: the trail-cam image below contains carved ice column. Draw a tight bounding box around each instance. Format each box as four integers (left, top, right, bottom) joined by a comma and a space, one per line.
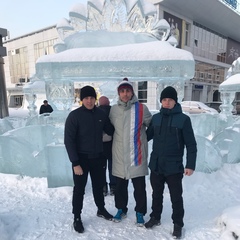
219, 91, 235, 115
216, 91, 235, 133
23, 79, 44, 116
219, 59, 240, 115
25, 93, 37, 116
45, 80, 74, 111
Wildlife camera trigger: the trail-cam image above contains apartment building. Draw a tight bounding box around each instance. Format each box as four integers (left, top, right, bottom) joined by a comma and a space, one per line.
2, 0, 240, 109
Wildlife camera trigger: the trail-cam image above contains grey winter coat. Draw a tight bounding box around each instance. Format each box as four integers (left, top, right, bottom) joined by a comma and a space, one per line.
109, 94, 152, 179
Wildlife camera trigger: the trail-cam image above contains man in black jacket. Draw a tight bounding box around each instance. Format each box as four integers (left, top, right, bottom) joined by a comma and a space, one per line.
98, 96, 116, 196
144, 86, 197, 239
39, 100, 53, 115
64, 86, 114, 234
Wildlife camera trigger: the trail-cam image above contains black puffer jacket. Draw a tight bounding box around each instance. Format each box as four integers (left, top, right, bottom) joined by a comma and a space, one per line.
147, 103, 197, 175
39, 104, 53, 114
64, 105, 114, 166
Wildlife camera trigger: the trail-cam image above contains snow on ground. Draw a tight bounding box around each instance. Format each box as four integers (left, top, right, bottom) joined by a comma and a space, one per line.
0, 163, 240, 240
0, 108, 239, 240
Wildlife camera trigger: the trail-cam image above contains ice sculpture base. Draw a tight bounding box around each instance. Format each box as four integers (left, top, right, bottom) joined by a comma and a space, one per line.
46, 144, 73, 188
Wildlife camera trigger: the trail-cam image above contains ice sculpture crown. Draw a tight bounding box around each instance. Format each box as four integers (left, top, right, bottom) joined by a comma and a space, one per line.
54, 0, 172, 52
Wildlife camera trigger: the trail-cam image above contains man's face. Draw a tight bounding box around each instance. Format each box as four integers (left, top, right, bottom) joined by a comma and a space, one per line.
161, 98, 176, 109
118, 88, 133, 103
82, 96, 96, 109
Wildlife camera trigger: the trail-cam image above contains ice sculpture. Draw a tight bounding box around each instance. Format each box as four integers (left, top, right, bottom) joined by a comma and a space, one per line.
32, 0, 194, 114
219, 58, 240, 115
0, 0, 240, 188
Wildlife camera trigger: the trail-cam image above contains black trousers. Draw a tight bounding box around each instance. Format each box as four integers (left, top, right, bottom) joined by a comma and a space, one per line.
72, 156, 106, 217
114, 176, 147, 215
149, 171, 184, 227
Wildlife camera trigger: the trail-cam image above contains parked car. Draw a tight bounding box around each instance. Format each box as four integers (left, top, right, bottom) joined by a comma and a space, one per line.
180, 101, 218, 114
205, 102, 222, 113
205, 101, 240, 115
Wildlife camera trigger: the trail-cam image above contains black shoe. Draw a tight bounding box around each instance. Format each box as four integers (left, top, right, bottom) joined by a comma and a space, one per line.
144, 217, 160, 229
109, 186, 116, 196
97, 208, 113, 221
172, 224, 182, 239
103, 183, 108, 196
73, 218, 84, 233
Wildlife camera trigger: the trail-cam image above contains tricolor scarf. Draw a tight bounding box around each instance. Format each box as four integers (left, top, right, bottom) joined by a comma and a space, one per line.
130, 102, 144, 166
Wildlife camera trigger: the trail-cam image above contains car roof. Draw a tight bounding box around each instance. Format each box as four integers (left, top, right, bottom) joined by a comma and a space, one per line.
181, 101, 207, 106
205, 101, 222, 104
181, 101, 218, 113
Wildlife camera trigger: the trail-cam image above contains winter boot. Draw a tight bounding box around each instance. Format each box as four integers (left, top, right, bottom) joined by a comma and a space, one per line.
136, 212, 145, 227
73, 217, 84, 233
97, 208, 113, 220
109, 185, 116, 196
103, 183, 108, 196
113, 209, 127, 222
144, 216, 160, 229
172, 224, 182, 239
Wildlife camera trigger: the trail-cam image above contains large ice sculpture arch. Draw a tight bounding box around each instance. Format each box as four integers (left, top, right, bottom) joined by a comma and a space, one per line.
3, 1, 240, 188
32, 0, 194, 114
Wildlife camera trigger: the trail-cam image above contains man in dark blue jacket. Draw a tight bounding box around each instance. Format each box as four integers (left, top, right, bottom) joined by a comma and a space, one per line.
145, 86, 197, 239
64, 86, 114, 234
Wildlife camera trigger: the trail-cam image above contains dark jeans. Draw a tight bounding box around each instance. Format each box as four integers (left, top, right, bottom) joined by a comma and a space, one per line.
72, 156, 106, 217
114, 176, 147, 215
149, 171, 184, 227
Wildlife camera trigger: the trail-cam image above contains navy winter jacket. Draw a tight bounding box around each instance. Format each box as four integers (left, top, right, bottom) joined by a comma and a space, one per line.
147, 103, 197, 175
64, 105, 114, 166
39, 104, 53, 114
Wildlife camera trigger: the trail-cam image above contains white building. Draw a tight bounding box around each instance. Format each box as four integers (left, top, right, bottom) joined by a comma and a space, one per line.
3, 26, 58, 107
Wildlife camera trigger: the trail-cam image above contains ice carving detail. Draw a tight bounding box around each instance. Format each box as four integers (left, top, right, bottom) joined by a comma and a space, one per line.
54, 0, 170, 53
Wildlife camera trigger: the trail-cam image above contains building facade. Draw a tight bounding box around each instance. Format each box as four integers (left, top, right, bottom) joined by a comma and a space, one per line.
153, 0, 240, 104
2, 0, 240, 110
3, 26, 58, 107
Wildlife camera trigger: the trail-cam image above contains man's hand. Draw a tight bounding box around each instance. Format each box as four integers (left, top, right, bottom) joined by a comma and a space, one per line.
73, 165, 83, 176
184, 168, 194, 176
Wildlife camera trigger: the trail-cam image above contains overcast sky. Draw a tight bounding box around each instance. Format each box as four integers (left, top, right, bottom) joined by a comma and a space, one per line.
0, 0, 87, 39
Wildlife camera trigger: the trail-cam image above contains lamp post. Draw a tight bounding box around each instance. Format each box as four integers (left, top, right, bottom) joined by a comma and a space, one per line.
0, 27, 8, 118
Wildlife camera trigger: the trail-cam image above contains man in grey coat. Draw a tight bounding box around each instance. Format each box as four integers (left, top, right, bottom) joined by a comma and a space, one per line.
109, 78, 152, 226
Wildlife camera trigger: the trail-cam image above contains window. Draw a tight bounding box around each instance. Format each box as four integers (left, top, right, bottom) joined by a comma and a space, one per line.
199, 72, 204, 79
185, 22, 190, 46
14, 95, 23, 107
138, 81, 148, 103
8, 47, 29, 84
192, 22, 227, 62
34, 38, 57, 62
